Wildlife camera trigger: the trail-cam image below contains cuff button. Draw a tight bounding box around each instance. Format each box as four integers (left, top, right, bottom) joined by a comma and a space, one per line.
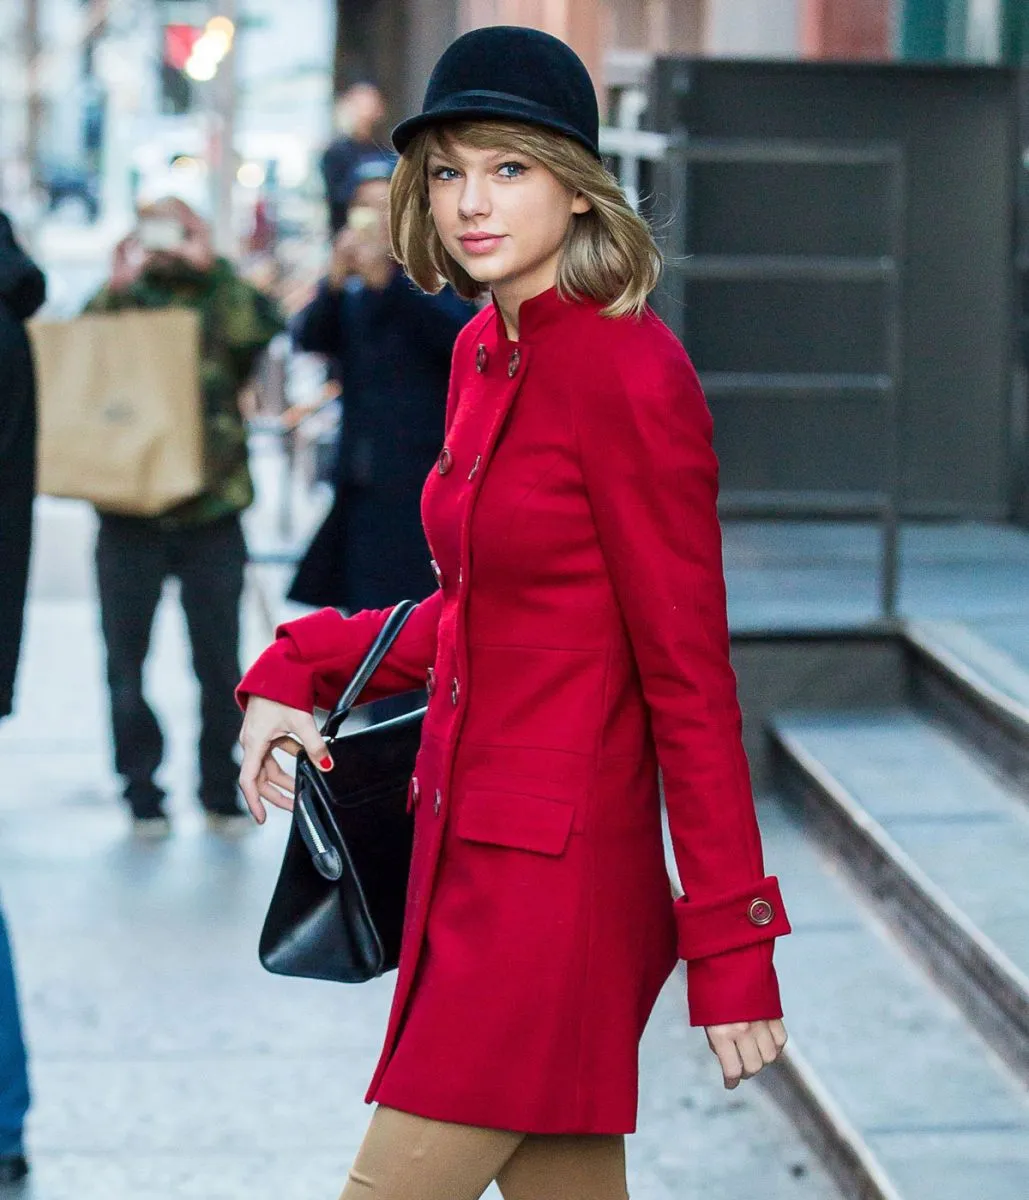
748, 898, 775, 926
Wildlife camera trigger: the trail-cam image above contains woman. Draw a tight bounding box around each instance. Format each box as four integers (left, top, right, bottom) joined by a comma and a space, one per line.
238, 25, 791, 1200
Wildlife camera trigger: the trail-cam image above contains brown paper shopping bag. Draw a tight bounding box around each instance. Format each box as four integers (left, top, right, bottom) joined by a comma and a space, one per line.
29, 309, 204, 515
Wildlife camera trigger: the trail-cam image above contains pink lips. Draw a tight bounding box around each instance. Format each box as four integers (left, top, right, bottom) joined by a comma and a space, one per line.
459, 232, 505, 255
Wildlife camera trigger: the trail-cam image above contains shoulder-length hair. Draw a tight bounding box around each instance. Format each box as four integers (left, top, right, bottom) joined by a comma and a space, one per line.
389, 120, 662, 319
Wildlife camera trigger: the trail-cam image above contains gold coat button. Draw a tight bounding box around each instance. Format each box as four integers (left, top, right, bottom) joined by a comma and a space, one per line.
426, 667, 436, 697
434, 788, 442, 816
451, 677, 460, 706
438, 447, 454, 475
411, 777, 420, 807
430, 559, 443, 587
747, 898, 775, 926
476, 344, 488, 373
508, 349, 521, 378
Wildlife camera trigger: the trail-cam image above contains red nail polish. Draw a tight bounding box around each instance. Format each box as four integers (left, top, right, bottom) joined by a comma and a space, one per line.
319, 756, 333, 770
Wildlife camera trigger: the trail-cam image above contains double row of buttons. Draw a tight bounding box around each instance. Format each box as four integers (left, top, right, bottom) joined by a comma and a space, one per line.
424, 664, 460, 707
410, 776, 443, 816
437, 448, 483, 482
475, 343, 521, 378
430, 558, 465, 589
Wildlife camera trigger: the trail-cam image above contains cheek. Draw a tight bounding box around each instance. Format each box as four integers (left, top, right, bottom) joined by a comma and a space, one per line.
496, 189, 549, 239
514, 194, 571, 250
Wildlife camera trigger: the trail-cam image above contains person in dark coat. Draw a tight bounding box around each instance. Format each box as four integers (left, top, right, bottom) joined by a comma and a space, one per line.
288, 155, 475, 640
0, 210, 45, 1186
321, 82, 390, 235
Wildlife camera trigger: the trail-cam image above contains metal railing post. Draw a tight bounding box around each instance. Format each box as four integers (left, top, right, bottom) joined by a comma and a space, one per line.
880, 147, 907, 622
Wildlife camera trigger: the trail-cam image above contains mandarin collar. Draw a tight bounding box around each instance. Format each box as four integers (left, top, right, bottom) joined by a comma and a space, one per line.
489, 285, 596, 348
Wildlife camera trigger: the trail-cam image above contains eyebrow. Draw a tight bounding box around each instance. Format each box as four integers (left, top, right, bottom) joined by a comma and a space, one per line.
427, 146, 524, 166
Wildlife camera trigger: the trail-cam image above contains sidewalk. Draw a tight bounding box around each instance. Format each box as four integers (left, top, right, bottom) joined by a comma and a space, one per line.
0, 496, 838, 1199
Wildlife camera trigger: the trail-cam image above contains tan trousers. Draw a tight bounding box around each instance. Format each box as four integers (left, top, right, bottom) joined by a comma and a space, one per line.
340, 1106, 629, 1200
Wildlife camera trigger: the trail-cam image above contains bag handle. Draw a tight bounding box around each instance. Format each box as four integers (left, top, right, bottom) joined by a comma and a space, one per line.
320, 600, 418, 740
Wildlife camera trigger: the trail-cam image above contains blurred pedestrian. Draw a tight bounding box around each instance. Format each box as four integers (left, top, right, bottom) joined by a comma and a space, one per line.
322, 82, 389, 235
84, 198, 284, 837
0, 209, 45, 1185
289, 155, 474, 721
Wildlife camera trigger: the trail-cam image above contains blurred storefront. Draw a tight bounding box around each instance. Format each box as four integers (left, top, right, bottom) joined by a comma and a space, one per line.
0, 0, 334, 247
334, 0, 1029, 125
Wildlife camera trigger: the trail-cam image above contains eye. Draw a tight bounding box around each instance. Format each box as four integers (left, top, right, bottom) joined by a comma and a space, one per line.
497, 161, 527, 179
429, 165, 460, 181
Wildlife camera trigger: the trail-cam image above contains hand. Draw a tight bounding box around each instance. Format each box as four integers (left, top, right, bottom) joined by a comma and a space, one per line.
177, 227, 215, 274
238, 696, 334, 824
705, 1018, 787, 1089
351, 229, 394, 291
110, 235, 145, 293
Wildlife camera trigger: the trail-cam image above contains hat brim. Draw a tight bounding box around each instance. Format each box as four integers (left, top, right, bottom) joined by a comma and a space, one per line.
391, 92, 601, 160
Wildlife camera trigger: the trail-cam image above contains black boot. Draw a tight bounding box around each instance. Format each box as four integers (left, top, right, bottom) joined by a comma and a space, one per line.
0, 1153, 29, 1184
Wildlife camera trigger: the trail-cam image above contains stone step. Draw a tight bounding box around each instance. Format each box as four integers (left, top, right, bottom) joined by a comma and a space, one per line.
758, 798, 1029, 1198
768, 710, 1029, 1084
905, 618, 1029, 790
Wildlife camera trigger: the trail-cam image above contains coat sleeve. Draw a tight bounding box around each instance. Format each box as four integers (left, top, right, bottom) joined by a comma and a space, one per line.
571, 331, 791, 1027
236, 590, 443, 713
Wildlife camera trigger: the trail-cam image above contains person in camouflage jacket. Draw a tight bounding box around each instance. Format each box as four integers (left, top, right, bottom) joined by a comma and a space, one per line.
84, 197, 284, 835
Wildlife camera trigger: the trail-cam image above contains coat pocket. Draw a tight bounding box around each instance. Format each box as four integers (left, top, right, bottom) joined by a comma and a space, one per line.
455, 789, 576, 857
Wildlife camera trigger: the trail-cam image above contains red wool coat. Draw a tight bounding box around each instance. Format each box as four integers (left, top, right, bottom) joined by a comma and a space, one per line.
238, 286, 791, 1135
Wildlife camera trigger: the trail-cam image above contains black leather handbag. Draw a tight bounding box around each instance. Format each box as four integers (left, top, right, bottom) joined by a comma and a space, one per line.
258, 601, 426, 983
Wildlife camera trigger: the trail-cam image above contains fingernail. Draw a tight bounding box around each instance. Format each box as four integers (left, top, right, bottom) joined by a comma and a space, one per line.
319, 756, 333, 770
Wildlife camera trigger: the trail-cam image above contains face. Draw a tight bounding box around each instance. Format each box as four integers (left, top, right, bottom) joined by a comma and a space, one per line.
426, 136, 591, 306
339, 84, 386, 137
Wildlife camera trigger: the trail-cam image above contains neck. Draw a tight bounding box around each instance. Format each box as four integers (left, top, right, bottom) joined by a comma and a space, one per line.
492, 267, 559, 341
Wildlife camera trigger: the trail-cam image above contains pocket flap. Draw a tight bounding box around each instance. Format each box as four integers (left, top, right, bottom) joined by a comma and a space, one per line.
455, 789, 575, 857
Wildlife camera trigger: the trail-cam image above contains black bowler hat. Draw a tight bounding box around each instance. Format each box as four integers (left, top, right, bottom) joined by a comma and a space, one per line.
391, 26, 601, 160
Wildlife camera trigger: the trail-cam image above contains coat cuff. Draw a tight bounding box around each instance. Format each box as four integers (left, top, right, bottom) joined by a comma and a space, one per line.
236, 608, 351, 712
236, 636, 318, 712
685, 940, 784, 1027
674, 875, 790, 961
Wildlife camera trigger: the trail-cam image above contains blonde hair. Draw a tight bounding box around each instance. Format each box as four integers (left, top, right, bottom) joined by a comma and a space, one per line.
389, 120, 662, 319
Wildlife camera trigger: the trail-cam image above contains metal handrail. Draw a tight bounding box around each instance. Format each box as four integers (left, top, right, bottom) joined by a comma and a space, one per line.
600, 108, 907, 621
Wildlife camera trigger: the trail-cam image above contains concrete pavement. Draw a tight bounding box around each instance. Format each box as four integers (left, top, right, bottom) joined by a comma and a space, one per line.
0, 496, 838, 1199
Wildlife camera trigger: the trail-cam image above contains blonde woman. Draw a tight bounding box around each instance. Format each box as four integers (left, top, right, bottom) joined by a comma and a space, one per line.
238, 25, 791, 1200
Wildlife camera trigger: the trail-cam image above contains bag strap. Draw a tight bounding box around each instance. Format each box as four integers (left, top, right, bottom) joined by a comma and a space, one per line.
321, 600, 418, 739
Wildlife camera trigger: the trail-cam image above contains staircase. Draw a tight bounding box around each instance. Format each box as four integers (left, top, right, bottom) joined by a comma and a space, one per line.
754, 619, 1029, 1198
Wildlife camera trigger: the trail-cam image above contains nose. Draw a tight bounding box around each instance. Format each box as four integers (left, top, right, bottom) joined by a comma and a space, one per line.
457, 172, 490, 222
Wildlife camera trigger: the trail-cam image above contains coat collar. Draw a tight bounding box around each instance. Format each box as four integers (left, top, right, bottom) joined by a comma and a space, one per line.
487, 285, 598, 348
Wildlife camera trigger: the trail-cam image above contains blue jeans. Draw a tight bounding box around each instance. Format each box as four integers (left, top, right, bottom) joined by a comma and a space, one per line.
0, 901, 29, 1156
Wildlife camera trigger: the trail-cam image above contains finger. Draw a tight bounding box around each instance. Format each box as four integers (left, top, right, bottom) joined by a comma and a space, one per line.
709, 1033, 745, 1090
270, 734, 303, 759
736, 1031, 765, 1079
264, 755, 296, 794
238, 747, 268, 824
256, 761, 295, 807
291, 714, 333, 772
753, 1022, 782, 1066
258, 778, 295, 813
769, 1018, 788, 1050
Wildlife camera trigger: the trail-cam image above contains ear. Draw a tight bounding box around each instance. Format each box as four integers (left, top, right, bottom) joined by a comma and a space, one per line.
571, 193, 592, 215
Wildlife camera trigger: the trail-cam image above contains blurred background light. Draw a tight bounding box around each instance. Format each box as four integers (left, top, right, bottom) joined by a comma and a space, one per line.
236, 161, 266, 189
